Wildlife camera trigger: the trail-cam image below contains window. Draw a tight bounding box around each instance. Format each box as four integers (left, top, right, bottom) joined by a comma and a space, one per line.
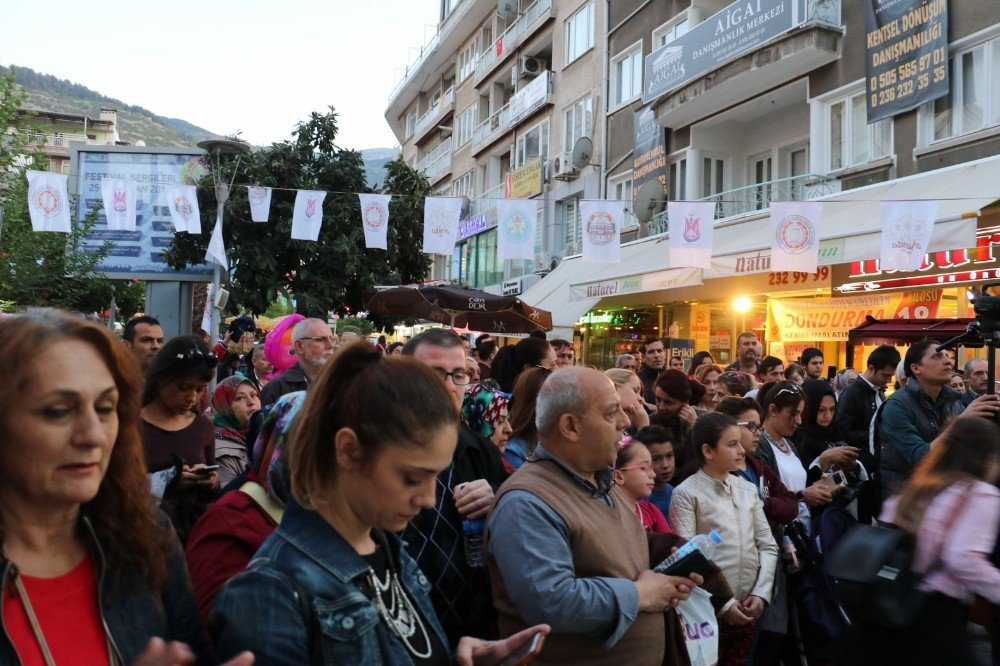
458, 41, 477, 82
563, 198, 581, 249
612, 43, 643, 108
668, 157, 687, 201
455, 105, 477, 147
563, 97, 593, 152
924, 37, 1000, 144
826, 90, 891, 171
653, 12, 689, 48
609, 172, 636, 226
452, 170, 474, 198
515, 119, 549, 168
405, 109, 417, 139
565, 2, 594, 64
702, 157, 725, 198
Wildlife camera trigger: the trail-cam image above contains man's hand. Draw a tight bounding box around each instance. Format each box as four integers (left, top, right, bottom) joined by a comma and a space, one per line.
132, 637, 254, 666
801, 483, 833, 507
454, 480, 494, 520
455, 624, 550, 666
959, 393, 1000, 420
720, 603, 751, 626
818, 446, 859, 472
635, 570, 695, 612
740, 595, 766, 619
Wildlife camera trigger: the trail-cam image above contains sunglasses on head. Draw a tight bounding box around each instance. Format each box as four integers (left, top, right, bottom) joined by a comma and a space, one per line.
174, 347, 215, 367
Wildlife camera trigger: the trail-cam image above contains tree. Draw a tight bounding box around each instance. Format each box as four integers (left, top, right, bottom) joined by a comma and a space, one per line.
0, 71, 144, 315
163, 109, 432, 320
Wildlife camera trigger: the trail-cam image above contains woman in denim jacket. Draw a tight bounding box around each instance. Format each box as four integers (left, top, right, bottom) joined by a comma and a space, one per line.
211, 341, 547, 665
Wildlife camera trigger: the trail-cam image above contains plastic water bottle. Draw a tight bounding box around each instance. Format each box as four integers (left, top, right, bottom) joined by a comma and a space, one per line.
462, 518, 486, 568
654, 530, 722, 573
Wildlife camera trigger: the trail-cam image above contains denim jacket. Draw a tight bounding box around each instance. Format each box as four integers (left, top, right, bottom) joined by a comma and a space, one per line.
0, 513, 210, 666
210, 501, 450, 665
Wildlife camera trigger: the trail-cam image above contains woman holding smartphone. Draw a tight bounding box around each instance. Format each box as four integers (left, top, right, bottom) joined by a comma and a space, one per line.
211, 342, 547, 664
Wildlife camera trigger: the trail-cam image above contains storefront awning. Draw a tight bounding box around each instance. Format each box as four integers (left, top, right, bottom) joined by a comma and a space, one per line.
844, 316, 981, 366
518, 259, 599, 340
707, 154, 1000, 275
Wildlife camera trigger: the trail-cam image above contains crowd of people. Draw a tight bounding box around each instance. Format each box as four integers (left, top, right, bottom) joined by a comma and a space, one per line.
1, 308, 998, 665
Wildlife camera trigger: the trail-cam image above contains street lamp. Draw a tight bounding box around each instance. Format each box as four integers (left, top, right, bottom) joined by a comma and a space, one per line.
196, 139, 250, 355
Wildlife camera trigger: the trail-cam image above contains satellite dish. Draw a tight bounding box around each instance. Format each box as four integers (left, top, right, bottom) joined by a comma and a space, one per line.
497, 0, 517, 19
633, 180, 665, 223
571, 137, 593, 170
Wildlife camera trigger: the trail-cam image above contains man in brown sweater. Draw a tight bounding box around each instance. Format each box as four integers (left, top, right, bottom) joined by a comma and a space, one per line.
485, 367, 703, 665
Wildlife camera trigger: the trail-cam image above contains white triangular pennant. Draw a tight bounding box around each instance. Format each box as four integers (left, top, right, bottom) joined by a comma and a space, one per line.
496, 199, 537, 260
422, 197, 463, 255
205, 216, 228, 269
358, 193, 391, 250
580, 200, 623, 263
667, 201, 714, 269
100, 178, 139, 231
247, 186, 272, 223
291, 190, 327, 241
25, 170, 71, 233
165, 185, 201, 234
769, 201, 823, 272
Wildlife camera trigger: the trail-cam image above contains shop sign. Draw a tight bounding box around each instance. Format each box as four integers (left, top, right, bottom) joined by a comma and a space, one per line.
510, 73, 550, 124
501, 278, 522, 296
632, 103, 667, 200
457, 214, 494, 241
835, 225, 1000, 292
864, 0, 949, 124
569, 267, 701, 301
644, 0, 803, 103
578, 312, 614, 324
690, 303, 712, 350
766, 291, 942, 342
508, 158, 543, 199
711, 238, 844, 277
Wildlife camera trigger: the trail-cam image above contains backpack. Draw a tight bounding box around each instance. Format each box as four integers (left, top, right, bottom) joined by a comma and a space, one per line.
825, 485, 972, 629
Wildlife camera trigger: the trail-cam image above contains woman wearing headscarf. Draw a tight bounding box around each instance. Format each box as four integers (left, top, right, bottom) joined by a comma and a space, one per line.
186, 391, 305, 623
211, 374, 261, 488
462, 383, 514, 475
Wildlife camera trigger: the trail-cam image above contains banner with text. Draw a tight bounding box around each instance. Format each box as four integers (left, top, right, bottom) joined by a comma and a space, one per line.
766, 291, 942, 342
864, 0, 949, 123
632, 104, 667, 200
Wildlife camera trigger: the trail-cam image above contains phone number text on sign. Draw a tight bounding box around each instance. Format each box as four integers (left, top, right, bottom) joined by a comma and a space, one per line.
768, 267, 830, 286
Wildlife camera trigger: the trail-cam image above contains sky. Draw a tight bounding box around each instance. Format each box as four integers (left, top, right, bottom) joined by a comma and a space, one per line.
0, 0, 441, 150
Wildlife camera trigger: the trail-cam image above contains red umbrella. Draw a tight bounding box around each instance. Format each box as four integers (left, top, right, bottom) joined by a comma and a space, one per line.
366, 284, 552, 334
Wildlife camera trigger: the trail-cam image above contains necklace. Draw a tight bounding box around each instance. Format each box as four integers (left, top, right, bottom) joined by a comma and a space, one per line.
763, 428, 791, 454
367, 566, 432, 659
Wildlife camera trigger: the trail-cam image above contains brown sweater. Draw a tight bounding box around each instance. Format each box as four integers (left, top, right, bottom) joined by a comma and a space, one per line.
486, 458, 664, 665
140, 414, 215, 472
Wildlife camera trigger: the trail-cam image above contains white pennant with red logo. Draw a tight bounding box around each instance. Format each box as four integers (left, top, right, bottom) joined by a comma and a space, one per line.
165, 185, 201, 234
100, 178, 139, 231
25, 170, 71, 233
769, 201, 823, 272
291, 190, 327, 241
580, 200, 623, 263
247, 186, 272, 223
358, 193, 391, 250
667, 201, 714, 269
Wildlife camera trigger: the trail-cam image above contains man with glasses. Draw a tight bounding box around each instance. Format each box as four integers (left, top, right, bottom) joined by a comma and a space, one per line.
551, 339, 576, 369
260, 318, 337, 406
402, 328, 507, 644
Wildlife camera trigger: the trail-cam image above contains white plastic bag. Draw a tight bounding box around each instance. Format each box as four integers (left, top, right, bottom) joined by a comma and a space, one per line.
677, 587, 719, 666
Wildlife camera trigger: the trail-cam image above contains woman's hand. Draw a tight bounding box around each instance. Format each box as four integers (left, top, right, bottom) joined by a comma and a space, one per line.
456, 624, 550, 666
739, 595, 766, 619
132, 637, 254, 666
801, 482, 833, 507
818, 446, 859, 472
720, 602, 751, 626
678, 405, 698, 428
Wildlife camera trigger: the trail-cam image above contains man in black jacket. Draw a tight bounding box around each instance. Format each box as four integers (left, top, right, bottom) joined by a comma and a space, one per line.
260, 318, 336, 407
834, 345, 900, 523
402, 328, 507, 644
638, 337, 667, 404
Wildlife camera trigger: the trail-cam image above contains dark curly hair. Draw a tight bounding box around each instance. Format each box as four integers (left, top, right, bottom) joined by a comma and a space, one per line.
0, 309, 172, 591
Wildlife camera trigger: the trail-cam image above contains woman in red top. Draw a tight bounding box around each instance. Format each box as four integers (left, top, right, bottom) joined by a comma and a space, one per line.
0, 308, 252, 665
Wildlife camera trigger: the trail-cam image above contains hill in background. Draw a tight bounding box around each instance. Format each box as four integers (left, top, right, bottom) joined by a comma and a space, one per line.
361, 147, 400, 190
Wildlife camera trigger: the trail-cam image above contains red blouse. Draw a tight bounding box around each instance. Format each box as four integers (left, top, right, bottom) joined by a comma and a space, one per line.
2, 554, 110, 666
638, 500, 673, 534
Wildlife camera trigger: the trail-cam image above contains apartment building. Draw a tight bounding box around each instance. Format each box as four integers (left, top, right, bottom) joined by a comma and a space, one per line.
384, 0, 605, 295
15, 108, 121, 174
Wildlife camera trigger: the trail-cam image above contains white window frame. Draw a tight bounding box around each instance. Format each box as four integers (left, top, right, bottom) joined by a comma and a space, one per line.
652, 11, 690, 49
515, 118, 550, 169
564, 2, 595, 66
610, 40, 643, 111
812, 81, 893, 174
452, 170, 474, 198
458, 40, 477, 82
455, 104, 477, 147
608, 171, 636, 227
562, 197, 582, 250
563, 96, 593, 154
668, 151, 688, 201
917, 33, 1000, 147
405, 108, 417, 140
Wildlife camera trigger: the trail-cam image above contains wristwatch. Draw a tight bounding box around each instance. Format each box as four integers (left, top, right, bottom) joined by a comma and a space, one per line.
795, 490, 805, 501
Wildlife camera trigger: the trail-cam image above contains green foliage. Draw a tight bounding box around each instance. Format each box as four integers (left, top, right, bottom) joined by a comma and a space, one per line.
335, 315, 375, 335
164, 109, 432, 320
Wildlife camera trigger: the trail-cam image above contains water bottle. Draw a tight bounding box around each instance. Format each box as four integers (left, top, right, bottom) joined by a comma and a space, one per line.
782, 535, 802, 573
461, 518, 486, 568
654, 530, 722, 573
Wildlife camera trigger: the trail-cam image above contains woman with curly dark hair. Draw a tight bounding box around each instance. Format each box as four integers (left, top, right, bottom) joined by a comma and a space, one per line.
0, 309, 251, 665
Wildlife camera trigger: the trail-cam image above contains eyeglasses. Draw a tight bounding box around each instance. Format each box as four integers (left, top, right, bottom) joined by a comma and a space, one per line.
618, 462, 653, 473
433, 368, 471, 386
533, 365, 554, 373
771, 385, 803, 399
737, 421, 762, 434
302, 335, 337, 345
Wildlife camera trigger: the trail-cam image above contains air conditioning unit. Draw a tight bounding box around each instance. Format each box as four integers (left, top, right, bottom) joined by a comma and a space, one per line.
534, 252, 552, 273
519, 57, 546, 78
552, 153, 579, 181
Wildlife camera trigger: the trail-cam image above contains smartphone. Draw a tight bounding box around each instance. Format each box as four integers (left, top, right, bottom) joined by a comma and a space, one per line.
831, 470, 847, 486
500, 632, 545, 666
195, 464, 220, 475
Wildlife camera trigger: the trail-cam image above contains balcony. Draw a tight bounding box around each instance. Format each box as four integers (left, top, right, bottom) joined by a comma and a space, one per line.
413, 87, 456, 145
474, 0, 552, 86
417, 138, 454, 184
470, 183, 505, 218
646, 0, 843, 129
644, 173, 840, 237
472, 103, 511, 153
388, 31, 441, 107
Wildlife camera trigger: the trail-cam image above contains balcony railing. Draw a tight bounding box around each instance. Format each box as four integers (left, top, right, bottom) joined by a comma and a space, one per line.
474, 0, 552, 82
417, 138, 454, 181
388, 30, 442, 105
472, 102, 510, 149
414, 87, 455, 138
470, 183, 505, 218
645, 174, 840, 237
18, 130, 90, 147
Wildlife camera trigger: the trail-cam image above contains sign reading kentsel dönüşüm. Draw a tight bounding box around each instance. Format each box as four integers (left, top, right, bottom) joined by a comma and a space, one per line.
632, 104, 667, 200
863, 0, 948, 124
643, 0, 805, 103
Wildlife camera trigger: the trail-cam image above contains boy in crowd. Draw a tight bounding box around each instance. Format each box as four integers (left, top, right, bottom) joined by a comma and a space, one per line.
633, 425, 676, 518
